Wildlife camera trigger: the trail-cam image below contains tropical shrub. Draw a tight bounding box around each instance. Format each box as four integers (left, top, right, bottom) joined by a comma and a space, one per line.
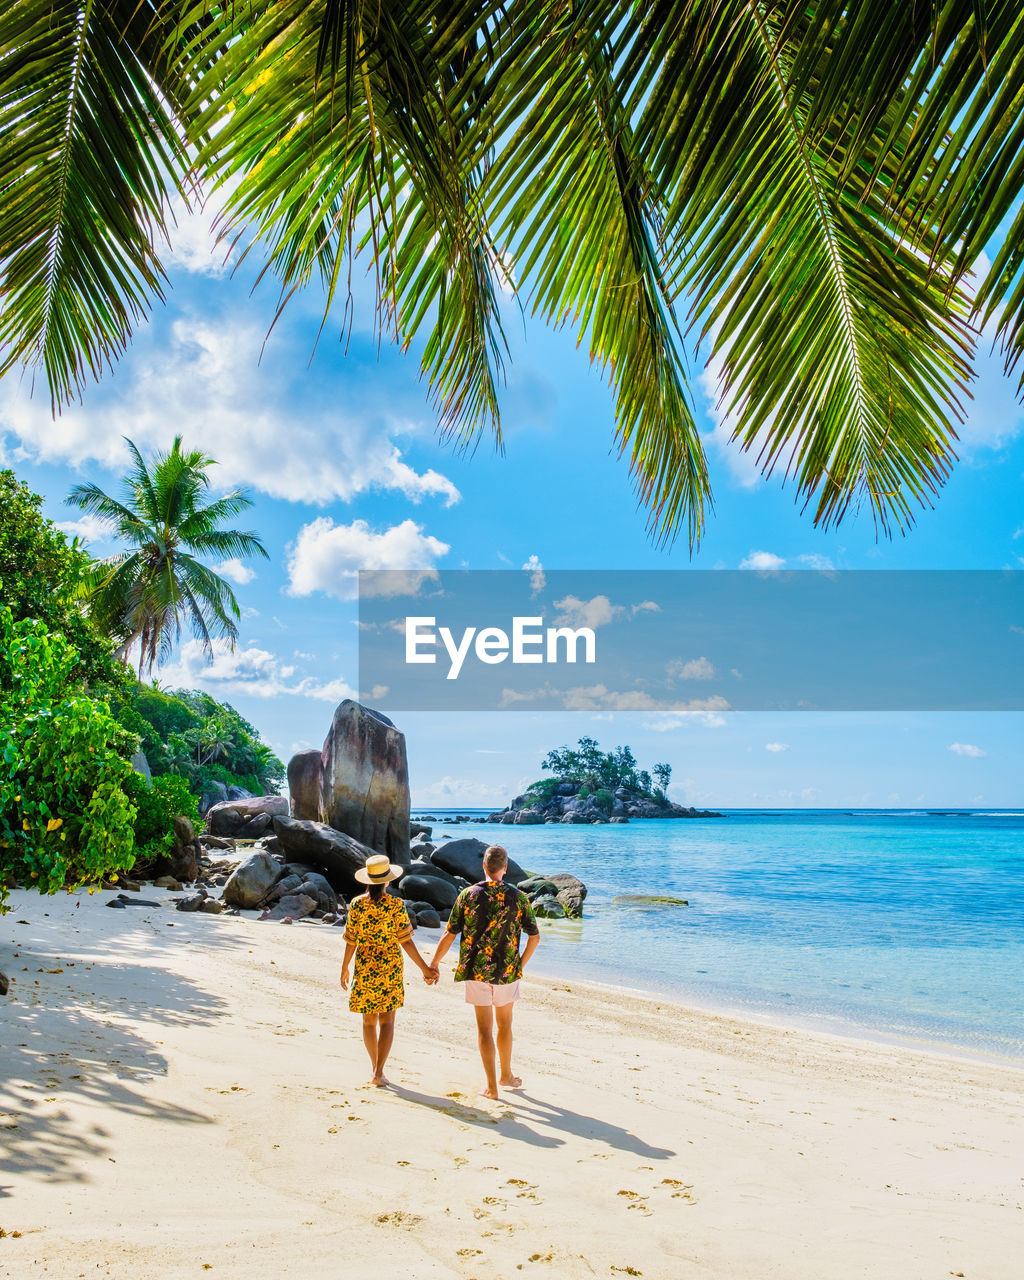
0, 605, 137, 912
122, 771, 201, 864
592, 788, 614, 814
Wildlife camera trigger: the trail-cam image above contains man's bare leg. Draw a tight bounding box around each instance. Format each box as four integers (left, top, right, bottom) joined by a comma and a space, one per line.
495, 1004, 521, 1087
361, 1013, 379, 1080
474, 1005, 499, 1099
373, 1011, 396, 1086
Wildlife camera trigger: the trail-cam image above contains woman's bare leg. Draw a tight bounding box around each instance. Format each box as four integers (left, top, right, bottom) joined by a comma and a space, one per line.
373, 1012, 396, 1085
361, 1013, 379, 1077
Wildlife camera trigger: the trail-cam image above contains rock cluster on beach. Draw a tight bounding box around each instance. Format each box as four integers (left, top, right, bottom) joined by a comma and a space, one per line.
485, 782, 721, 825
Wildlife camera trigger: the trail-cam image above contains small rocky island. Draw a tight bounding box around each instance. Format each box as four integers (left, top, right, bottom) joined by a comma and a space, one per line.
482, 735, 722, 825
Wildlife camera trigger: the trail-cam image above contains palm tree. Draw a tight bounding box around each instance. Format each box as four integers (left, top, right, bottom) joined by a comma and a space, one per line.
2, 3, 1023, 545
65, 436, 269, 674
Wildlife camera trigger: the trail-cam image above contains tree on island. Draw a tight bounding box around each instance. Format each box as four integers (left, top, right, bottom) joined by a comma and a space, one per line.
66, 436, 269, 676
4, 6, 1024, 545
540, 737, 671, 800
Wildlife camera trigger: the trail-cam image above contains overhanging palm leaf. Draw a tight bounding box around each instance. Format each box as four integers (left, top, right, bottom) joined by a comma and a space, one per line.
0, 1, 204, 406
629, 0, 974, 533
65, 436, 268, 673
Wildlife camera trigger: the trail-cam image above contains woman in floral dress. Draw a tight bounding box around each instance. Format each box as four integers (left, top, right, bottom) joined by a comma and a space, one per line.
341, 854, 437, 1086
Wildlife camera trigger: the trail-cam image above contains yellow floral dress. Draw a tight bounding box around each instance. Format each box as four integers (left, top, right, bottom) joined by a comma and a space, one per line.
343, 893, 413, 1013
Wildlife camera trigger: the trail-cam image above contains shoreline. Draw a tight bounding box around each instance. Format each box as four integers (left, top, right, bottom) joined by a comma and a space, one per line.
2, 887, 1023, 1278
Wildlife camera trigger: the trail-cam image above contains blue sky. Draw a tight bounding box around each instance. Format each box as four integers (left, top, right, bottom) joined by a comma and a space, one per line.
2, 202, 1022, 807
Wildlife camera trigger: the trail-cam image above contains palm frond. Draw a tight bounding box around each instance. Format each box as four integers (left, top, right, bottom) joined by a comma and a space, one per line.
0, 1, 200, 406
629, 0, 974, 533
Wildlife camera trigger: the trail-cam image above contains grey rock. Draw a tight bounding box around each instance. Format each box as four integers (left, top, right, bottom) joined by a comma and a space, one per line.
532, 895, 568, 919
225, 785, 254, 802
518, 877, 560, 899
0, 971, 8, 997
260, 892, 318, 922
429, 837, 529, 886
612, 894, 689, 907
222, 850, 284, 909
415, 908, 442, 929
130, 748, 152, 783
407, 858, 458, 886
288, 749, 324, 822
263, 873, 304, 902
176, 891, 208, 912
609, 816, 629, 824
206, 795, 289, 838
164, 814, 200, 882
410, 838, 436, 858
513, 809, 543, 824
398, 874, 458, 911
272, 815, 377, 898
105, 898, 126, 909
294, 872, 339, 913
410, 822, 432, 840
199, 898, 225, 915
318, 700, 411, 862
154, 875, 183, 891
199, 780, 228, 815
546, 873, 588, 920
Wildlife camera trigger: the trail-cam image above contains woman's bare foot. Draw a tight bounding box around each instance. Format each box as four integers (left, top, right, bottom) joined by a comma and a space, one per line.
479, 1086, 499, 1100
499, 1075, 523, 1088
372, 1074, 390, 1088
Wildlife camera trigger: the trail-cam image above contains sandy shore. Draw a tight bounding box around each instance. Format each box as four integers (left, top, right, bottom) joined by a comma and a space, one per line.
1, 888, 1021, 1279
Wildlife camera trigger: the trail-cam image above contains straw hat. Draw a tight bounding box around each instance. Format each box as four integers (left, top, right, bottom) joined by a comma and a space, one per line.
354, 853, 405, 886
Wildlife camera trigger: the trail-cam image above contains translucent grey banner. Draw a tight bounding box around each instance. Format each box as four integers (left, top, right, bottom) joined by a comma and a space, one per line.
356, 570, 1024, 712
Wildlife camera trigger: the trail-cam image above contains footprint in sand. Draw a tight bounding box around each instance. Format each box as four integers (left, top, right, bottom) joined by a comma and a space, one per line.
375, 1211, 423, 1228
616, 1190, 652, 1216
457, 1248, 482, 1257
506, 1178, 540, 1203
660, 1178, 696, 1203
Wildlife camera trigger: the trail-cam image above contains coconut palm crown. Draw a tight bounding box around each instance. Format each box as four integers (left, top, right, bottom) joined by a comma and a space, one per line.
65, 436, 269, 674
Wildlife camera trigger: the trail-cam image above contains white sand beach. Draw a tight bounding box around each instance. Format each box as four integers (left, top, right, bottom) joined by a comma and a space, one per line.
1, 889, 1021, 1280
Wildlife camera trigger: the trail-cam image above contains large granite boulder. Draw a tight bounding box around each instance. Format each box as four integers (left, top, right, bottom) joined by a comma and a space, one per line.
397, 874, 458, 911
206, 795, 289, 837
222, 850, 284, 908
285, 701, 412, 864
272, 815, 375, 897
532, 895, 568, 919
199, 780, 228, 815
407, 858, 458, 886
320, 702, 411, 863
430, 837, 529, 885
288, 749, 324, 822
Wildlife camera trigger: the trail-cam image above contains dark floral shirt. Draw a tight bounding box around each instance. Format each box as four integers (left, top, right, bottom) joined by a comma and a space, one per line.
446, 881, 539, 984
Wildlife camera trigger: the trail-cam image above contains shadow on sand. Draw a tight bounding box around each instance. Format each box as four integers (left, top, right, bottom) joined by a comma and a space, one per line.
0, 905, 248, 1193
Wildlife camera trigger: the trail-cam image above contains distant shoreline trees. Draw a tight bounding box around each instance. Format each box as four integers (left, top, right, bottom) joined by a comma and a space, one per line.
540, 736, 672, 799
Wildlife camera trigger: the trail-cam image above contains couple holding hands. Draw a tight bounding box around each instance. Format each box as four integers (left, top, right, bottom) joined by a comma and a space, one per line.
340, 844, 540, 1099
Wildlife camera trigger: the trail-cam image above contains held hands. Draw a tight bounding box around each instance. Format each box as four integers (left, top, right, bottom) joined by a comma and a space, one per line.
422, 964, 440, 986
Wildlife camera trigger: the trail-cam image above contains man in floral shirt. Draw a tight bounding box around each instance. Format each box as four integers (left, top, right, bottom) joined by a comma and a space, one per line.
429, 845, 540, 1099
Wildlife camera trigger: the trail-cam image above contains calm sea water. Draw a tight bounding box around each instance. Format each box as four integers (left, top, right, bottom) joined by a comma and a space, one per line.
412, 809, 1024, 1061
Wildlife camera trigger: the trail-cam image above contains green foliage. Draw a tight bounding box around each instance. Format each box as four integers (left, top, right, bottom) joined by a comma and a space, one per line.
66, 436, 269, 674
123, 772, 200, 863
526, 778, 560, 802
0, 470, 124, 689
592, 788, 614, 814
111, 683, 285, 799
541, 736, 667, 798
0, 604, 137, 911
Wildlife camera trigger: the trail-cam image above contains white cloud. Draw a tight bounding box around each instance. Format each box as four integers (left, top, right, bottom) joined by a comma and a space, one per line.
798, 553, 835, 571
157, 638, 355, 702
632, 600, 661, 615
0, 316, 461, 510
499, 683, 730, 719
948, 742, 987, 758
740, 550, 786, 571
765, 742, 789, 753
55, 514, 115, 545
551, 594, 623, 629
668, 656, 715, 681
215, 557, 256, 585
286, 517, 449, 601
523, 554, 546, 596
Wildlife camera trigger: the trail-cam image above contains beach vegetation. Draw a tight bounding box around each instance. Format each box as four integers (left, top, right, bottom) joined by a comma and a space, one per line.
541, 737, 666, 798
122, 772, 201, 864
2, 6, 1021, 546
0, 604, 137, 912
66, 436, 269, 676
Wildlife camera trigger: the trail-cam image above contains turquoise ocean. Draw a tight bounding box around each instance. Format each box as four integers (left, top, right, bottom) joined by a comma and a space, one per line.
411, 809, 1024, 1062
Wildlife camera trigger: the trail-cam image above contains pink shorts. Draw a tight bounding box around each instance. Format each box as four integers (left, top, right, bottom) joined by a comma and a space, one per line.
463, 979, 521, 1007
